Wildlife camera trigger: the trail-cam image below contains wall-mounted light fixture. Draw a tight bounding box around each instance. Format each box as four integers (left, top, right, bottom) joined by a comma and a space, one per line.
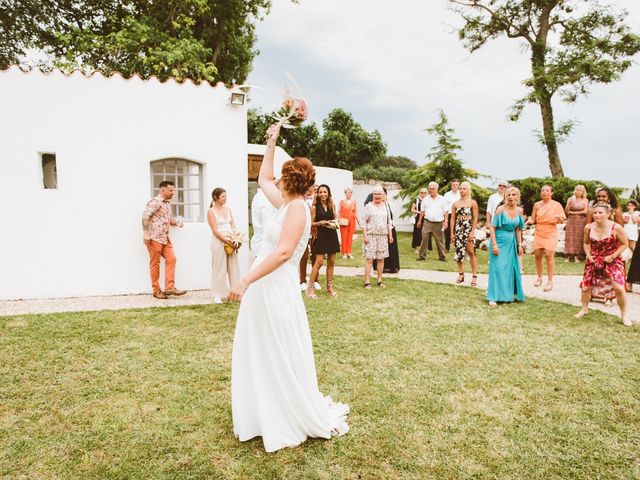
230, 92, 246, 106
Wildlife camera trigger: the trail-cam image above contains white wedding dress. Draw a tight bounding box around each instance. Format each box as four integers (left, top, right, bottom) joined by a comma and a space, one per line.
232, 199, 349, 453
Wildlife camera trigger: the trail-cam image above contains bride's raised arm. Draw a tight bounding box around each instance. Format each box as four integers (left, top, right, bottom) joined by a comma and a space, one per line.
259, 121, 285, 209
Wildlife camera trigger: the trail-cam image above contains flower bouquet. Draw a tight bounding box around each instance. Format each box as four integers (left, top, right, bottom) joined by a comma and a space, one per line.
272, 96, 308, 128
224, 230, 247, 255
271, 73, 308, 128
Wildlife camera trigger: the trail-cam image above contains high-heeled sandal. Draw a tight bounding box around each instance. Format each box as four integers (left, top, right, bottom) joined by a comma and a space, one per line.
327, 280, 337, 297
306, 282, 318, 299
534, 278, 543, 287
456, 273, 465, 284
470, 275, 478, 287
377, 281, 386, 288
543, 282, 553, 292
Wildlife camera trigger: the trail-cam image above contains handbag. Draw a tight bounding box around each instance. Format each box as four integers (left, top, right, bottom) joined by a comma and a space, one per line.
338, 218, 349, 226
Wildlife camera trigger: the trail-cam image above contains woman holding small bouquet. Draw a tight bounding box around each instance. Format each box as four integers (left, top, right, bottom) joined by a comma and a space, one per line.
207, 187, 241, 304
308, 184, 340, 298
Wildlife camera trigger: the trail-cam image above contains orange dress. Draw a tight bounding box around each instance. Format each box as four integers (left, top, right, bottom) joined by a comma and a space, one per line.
338, 199, 357, 255
533, 200, 566, 251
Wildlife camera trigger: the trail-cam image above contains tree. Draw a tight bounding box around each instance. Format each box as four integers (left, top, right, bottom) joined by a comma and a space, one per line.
352, 165, 409, 185
0, 0, 282, 84
374, 155, 418, 170
449, 0, 640, 177
399, 110, 488, 216
248, 108, 320, 158
629, 185, 640, 203
313, 109, 387, 170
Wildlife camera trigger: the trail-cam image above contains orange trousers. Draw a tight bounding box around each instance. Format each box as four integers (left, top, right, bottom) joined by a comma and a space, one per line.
146, 240, 176, 293
340, 218, 356, 255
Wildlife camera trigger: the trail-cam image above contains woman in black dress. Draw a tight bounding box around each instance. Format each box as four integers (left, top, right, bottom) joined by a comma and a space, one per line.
383, 191, 400, 273
308, 184, 340, 298
411, 189, 427, 251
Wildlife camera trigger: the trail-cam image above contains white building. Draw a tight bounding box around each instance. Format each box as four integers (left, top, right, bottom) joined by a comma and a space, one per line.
1, 66, 249, 300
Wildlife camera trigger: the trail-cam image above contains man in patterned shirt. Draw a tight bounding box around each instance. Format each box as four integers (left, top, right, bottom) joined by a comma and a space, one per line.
142, 180, 186, 299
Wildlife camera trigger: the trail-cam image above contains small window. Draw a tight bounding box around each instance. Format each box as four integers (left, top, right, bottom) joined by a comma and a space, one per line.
41, 153, 58, 189
150, 158, 204, 221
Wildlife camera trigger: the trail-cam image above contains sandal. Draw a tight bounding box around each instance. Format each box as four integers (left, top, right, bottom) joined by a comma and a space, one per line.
470, 275, 478, 287
488, 301, 498, 308
456, 273, 465, 284
306, 282, 318, 299
327, 280, 337, 297
534, 278, 543, 288
377, 282, 386, 288
543, 282, 553, 292
364, 283, 371, 290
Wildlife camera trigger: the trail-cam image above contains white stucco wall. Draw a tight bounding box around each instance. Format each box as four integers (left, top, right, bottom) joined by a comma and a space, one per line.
1, 67, 248, 300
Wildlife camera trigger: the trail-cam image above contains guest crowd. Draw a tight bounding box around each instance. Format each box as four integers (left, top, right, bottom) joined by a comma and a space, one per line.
142, 178, 640, 326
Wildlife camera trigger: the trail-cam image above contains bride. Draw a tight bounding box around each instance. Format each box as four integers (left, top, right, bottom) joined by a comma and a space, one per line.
227, 122, 349, 453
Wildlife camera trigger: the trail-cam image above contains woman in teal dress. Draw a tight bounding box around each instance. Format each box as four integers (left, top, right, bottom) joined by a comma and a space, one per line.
487, 187, 525, 307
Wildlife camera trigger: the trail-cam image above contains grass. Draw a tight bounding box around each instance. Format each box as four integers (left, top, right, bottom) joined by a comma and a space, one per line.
334, 231, 586, 276
1, 278, 639, 479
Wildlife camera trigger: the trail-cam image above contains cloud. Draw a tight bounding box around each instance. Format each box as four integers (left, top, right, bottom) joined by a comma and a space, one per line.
249, 0, 640, 187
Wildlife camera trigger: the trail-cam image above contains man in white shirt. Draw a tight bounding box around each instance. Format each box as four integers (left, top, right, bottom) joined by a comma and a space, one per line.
250, 188, 277, 255
443, 179, 461, 253
417, 181, 448, 261
486, 181, 509, 226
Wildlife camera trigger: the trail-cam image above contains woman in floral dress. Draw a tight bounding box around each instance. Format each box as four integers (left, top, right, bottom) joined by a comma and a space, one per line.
575, 203, 632, 326
450, 182, 478, 286
361, 185, 393, 289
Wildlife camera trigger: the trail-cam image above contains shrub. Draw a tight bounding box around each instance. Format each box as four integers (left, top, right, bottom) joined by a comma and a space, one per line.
352, 165, 409, 185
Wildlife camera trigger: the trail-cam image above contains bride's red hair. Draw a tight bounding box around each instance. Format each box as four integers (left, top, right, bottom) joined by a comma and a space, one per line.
280, 157, 315, 195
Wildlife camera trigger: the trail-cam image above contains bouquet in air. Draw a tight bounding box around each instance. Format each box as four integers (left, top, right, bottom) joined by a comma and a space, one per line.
271, 73, 308, 128
224, 230, 247, 255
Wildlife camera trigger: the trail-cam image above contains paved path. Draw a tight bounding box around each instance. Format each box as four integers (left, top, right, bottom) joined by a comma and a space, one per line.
1, 267, 638, 320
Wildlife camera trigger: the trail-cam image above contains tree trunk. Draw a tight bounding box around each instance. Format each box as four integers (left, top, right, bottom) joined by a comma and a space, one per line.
531, 4, 565, 178
537, 93, 565, 177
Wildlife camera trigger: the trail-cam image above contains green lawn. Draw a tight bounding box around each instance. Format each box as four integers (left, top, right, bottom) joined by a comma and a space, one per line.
1, 278, 638, 479
335, 231, 586, 276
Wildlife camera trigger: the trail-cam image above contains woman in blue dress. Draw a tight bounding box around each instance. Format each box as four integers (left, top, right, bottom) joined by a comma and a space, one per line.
487, 187, 525, 307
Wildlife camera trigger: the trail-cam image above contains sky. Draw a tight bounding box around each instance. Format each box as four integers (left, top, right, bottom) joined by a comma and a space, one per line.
246, 0, 640, 188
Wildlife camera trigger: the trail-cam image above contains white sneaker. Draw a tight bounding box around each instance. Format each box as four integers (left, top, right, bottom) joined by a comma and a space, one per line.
314, 282, 322, 290
213, 297, 222, 304
300, 282, 307, 291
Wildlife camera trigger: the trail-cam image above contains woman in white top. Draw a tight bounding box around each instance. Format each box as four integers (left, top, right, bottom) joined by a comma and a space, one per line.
207, 188, 240, 304
623, 199, 639, 251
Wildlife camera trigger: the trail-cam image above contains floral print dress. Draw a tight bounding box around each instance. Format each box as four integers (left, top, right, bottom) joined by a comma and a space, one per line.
453, 206, 473, 262
579, 222, 626, 300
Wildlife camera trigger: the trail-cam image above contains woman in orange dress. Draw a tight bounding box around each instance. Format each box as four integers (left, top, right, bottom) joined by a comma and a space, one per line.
526, 185, 566, 291
338, 188, 357, 259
